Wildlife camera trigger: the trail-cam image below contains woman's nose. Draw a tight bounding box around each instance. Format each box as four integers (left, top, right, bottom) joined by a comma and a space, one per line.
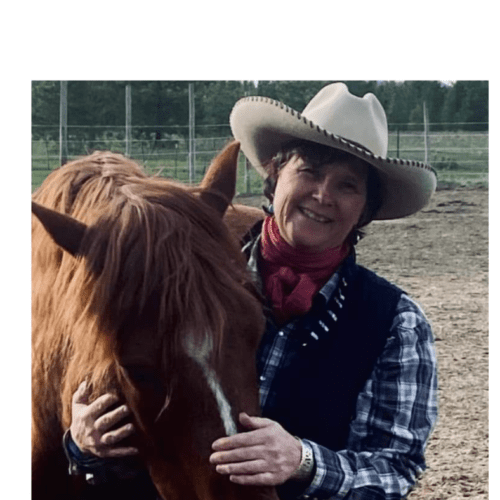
312, 179, 334, 205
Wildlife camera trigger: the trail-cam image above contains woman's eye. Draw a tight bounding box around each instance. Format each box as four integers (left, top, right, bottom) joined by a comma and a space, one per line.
298, 167, 317, 177
340, 181, 358, 191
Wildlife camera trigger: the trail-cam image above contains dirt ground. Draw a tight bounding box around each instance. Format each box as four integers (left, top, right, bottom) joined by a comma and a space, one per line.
235, 188, 489, 499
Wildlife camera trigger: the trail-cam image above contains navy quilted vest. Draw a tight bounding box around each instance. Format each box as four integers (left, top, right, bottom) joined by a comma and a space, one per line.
258, 253, 404, 452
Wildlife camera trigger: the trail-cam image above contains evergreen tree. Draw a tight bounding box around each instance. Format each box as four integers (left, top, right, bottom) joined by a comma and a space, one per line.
32, 81, 60, 139
31, 80, 488, 137
195, 81, 246, 132
461, 81, 488, 130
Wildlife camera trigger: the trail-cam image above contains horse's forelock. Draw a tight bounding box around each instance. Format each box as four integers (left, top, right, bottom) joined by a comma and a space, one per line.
74, 177, 252, 365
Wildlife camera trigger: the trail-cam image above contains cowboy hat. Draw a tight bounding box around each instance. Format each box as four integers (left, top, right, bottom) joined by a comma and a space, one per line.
230, 82, 437, 220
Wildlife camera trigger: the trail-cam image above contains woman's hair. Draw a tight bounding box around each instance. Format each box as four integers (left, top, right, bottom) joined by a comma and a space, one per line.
262, 140, 383, 245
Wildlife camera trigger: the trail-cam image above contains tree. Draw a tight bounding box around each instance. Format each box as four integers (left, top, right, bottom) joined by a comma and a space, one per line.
129, 81, 189, 142
32, 81, 60, 140
194, 81, 247, 133
32, 80, 488, 139
460, 81, 488, 130
441, 81, 488, 130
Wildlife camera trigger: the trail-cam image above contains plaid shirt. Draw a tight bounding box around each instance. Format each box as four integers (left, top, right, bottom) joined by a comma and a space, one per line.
245, 235, 438, 500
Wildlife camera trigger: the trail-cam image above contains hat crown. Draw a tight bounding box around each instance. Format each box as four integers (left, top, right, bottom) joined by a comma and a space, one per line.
302, 83, 388, 158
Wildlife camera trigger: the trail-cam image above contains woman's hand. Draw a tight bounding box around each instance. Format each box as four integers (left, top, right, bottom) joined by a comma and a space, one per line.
70, 381, 139, 458
210, 412, 302, 486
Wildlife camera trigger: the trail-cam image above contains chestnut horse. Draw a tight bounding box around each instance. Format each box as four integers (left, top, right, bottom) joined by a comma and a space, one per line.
31, 142, 273, 500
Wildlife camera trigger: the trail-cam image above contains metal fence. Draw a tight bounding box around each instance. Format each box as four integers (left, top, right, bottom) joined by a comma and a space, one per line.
32, 124, 489, 192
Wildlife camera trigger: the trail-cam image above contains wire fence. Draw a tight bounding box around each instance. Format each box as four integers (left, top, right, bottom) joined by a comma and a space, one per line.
32, 124, 489, 192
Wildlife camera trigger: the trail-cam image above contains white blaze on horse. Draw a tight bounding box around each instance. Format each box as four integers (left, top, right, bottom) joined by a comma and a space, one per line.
31, 142, 274, 500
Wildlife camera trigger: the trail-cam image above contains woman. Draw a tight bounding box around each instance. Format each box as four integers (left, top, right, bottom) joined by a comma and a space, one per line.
66, 82, 438, 499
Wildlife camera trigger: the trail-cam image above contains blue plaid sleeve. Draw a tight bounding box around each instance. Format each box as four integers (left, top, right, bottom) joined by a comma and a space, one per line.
298, 294, 438, 499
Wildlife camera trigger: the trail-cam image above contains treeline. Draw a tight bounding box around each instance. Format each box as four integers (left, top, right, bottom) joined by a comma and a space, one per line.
32, 80, 488, 142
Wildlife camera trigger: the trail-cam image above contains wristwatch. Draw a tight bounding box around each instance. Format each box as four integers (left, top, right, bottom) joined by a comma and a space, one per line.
291, 437, 315, 482
62, 429, 109, 482
62, 429, 141, 484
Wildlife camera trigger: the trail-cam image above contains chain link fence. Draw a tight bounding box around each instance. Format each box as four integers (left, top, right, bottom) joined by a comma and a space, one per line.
32, 124, 488, 192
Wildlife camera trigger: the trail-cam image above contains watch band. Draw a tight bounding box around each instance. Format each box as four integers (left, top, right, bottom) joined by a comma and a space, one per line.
291, 437, 315, 482
62, 429, 107, 477
62, 429, 144, 484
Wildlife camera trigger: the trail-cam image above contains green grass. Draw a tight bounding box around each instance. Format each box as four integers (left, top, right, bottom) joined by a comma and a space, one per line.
435, 171, 488, 189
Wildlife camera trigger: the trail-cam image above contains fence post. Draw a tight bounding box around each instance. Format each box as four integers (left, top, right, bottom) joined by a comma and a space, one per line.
245, 158, 251, 194
423, 101, 430, 164
188, 83, 195, 183
125, 84, 132, 156
59, 81, 68, 165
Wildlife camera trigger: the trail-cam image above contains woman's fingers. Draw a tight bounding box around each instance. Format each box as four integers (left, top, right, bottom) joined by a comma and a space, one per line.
212, 431, 262, 451
97, 445, 140, 458
101, 422, 135, 446
94, 423, 139, 458
95, 404, 131, 433
210, 415, 302, 486
210, 445, 263, 464
215, 458, 268, 475
212, 414, 275, 451
84, 393, 121, 420
70, 383, 138, 457
72, 380, 91, 404
238, 412, 272, 429
229, 472, 275, 486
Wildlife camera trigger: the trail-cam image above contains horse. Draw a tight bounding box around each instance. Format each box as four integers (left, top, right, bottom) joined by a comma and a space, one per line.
31, 141, 274, 500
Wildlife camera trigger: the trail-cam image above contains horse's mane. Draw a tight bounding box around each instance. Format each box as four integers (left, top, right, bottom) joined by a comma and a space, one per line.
32, 151, 260, 424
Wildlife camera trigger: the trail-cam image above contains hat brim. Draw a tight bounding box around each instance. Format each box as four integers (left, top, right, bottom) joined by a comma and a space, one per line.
230, 96, 437, 220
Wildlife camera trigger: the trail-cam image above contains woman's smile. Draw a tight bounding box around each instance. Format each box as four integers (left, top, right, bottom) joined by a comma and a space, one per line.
298, 206, 334, 224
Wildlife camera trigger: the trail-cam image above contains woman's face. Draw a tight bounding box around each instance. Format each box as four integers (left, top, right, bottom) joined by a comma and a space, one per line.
272, 155, 368, 252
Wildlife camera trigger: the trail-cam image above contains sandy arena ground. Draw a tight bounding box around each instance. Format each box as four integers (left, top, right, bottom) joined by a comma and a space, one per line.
236, 187, 489, 499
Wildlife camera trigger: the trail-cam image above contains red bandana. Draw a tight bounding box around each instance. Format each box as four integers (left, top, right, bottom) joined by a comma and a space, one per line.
260, 216, 349, 325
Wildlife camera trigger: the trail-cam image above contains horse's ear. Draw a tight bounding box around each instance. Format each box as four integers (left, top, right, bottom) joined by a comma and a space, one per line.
32, 201, 88, 257
199, 140, 240, 216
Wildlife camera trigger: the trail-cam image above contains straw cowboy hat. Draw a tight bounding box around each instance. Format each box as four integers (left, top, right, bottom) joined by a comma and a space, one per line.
230, 82, 437, 220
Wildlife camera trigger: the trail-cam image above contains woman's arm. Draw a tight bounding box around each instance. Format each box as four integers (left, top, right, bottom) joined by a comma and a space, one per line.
298, 294, 438, 499
211, 294, 438, 500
